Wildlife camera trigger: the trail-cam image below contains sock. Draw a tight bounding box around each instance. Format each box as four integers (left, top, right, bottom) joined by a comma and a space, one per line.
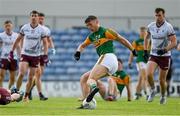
90, 83, 97, 90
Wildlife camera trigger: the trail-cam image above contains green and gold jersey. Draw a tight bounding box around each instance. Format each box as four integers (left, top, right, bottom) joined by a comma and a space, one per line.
111, 70, 130, 93
83, 27, 117, 56
111, 70, 130, 85
132, 38, 146, 63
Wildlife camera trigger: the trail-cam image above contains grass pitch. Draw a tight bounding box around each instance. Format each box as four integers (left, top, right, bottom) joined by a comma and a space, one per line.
0, 97, 179, 115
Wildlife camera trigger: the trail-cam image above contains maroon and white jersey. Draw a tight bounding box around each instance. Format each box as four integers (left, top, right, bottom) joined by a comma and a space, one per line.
20, 23, 47, 56
147, 21, 175, 56
40, 25, 51, 55
0, 32, 18, 59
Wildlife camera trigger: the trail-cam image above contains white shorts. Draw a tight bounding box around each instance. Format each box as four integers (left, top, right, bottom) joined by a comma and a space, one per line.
96, 53, 118, 74
136, 62, 147, 71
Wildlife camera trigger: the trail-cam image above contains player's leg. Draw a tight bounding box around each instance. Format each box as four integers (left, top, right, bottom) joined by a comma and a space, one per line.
16, 62, 29, 91
8, 71, 16, 89
79, 71, 91, 101
159, 68, 168, 104
24, 67, 36, 102
86, 64, 109, 102
0, 59, 9, 87
0, 69, 6, 87
97, 80, 107, 100
86, 53, 118, 102
8, 59, 18, 89
146, 60, 157, 102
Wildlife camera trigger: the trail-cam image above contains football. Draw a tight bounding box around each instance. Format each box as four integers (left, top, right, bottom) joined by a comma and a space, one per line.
82, 98, 97, 109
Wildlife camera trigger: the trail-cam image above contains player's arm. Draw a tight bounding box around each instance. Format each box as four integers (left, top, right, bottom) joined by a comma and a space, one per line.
106, 29, 137, 56
165, 35, 177, 51
0, 37, 3, 48
125, 83, 132, 101
15, 43, 21, 58
42, 37, 48, 55
128, 41, 136, 68
11, 34, 23, 52
47, 36, 56, 55
74, 37, 91, 61
124, 76, 132, 101
143, 31, 150, 60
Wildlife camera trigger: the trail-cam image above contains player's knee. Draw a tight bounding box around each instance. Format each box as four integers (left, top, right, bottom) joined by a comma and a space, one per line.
87, 78, 96, 86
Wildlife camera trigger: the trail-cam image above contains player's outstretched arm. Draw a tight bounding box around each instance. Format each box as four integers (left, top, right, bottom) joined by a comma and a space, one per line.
106, 29, 137, 56
74, 38, 91, 61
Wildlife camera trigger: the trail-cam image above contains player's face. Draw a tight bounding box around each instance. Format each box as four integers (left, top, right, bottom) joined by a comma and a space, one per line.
39, 16, 45, 25
30, 13, 39, 24
140, 30, 146, 38
86, 20, 99, 32
4, 23, 13, 33
155, 11, 165, 23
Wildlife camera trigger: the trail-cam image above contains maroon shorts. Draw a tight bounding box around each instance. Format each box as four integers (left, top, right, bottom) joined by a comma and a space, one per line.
0, 58, 18, 71
149, 55, 171, 70
40, 55, 45, 66
0, 87, 11, 105
20, 54, 40, 68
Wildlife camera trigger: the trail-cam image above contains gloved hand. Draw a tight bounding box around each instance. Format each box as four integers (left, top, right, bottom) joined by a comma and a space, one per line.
128, 63, 133, 69
50, 48, 56, 55
74, 51, 81, 61
143, 50, 149, 62
8, 51, 14, 62
157, 49, 167, 56
132, 49, 137, 56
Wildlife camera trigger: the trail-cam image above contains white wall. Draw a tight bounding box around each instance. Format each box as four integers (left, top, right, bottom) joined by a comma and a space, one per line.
0, 0, 180, 30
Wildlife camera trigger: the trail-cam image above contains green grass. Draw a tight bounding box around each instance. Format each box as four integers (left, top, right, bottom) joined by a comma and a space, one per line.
0, 97, 180, 115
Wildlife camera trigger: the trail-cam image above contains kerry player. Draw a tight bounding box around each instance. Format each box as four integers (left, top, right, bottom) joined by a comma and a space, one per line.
128, 27, 149, 100
79, 58, 132, 103
74, 15, 137, 104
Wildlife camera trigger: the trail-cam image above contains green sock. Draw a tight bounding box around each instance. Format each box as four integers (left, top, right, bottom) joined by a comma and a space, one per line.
90, 83, 97, 90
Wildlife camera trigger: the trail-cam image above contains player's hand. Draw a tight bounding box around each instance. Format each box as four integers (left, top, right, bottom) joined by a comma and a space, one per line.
74, 51, 81, 61
50, 48, 56, 55
43, 55, 49, 64
8, 51, 14, 62
132, 49, 137, 56
143, 50, 149, 62
157, 49, 167, 56
128, 63, 133, 69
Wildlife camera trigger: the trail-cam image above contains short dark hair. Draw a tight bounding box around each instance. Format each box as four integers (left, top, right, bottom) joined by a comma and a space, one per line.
117, 58, 123, 64
38, 12, 45, 17
4, 20, 12, 25
155, 8, 165, 14
85, 15, 97, 23
30, 10, 39, 15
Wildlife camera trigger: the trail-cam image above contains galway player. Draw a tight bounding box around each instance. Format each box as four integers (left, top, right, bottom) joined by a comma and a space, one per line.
29, 12, 56, 100
74, 15, 136, 104
9, 10, 48, 102
0, 20, 20, 89
0, 87, 24, 105
144, 8, 177, 104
